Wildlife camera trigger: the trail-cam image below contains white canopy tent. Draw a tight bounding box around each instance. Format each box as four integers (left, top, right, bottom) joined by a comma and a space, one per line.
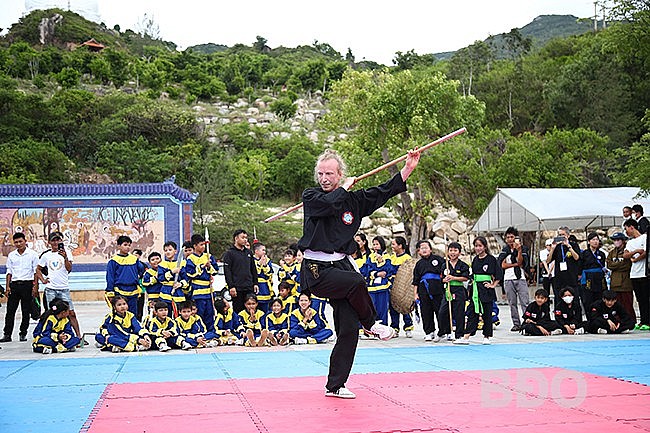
472, 187, 650, 233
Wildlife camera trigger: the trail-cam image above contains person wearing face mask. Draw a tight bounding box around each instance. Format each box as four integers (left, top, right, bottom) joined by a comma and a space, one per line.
553, 287, 585, 335
606, 232, 635, 324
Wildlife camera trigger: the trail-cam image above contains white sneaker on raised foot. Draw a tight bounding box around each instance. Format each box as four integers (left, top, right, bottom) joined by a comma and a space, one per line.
574, 328, 585, 335
159, 343, 171, 352
42, 347, 53, 354
482, 337, 491, 345
551, 329, 563, 335
597, 328, 608, 334
367, 322, 395, 341
294, 337, 308, 345
405, 330, 413, 338
325, 387, 356, 399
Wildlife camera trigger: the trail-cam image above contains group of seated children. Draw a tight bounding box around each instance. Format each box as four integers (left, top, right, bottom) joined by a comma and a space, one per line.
521, 288, 635, 336
89, 290, 332, 353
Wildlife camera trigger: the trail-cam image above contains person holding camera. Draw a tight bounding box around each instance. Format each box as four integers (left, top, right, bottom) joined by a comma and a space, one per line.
36, 231, 82, 339
1, 232, 39, 343
498, 227, 530, 332
546, 226, 581, 301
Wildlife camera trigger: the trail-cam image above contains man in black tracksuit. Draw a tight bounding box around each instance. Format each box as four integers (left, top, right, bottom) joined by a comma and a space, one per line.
298, 148, 421, 399
222, 229, 258, 314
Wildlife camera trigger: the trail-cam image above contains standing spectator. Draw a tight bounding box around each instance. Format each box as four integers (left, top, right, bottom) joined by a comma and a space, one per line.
606, 232, 635, 322
539, 239, 555, 296
623, 206, 634, 229
1, 232, 39, 342
579, 232, 607, 313
546, 226, 581, 299
36, 231, 82, 340
623, 219, 649, 330
498, 227, 530, 332
412, 240, 445, 341
632, 204, 649, 235
222, 229, 258, 314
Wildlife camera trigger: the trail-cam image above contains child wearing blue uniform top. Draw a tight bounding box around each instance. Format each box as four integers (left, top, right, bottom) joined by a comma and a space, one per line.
32, 299, 80, 354
215, 297, 245, 345
366, 236, 394, 326
142, 252, 163, 303
253, 243, 274, 313
145, 300, 189, 351
278, 281, 298, 315
175, 300, 220, 348
239, 293, 269, 347
278, 248, 301, 296
96, 295, 152, 352
105, 235, 146, 315
264, 298, 290, 346
185, 234, 219, 332
159, 241, 188, 318
290, 292, 333, 344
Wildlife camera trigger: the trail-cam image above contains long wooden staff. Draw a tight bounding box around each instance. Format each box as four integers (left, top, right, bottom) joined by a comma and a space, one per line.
263, 127, 467, 223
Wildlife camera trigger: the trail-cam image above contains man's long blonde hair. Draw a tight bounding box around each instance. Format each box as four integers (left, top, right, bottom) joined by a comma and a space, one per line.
314, 149, 347, 183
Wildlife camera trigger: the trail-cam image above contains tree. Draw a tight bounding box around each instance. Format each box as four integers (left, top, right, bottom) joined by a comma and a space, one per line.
448, 40, 493, 96
253, 36, 268, 52
392, 49, 436, 71
56, 67, 80, 89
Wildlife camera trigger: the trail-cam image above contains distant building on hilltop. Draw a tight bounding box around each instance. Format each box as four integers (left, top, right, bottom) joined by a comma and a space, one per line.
25, 0, 101, 23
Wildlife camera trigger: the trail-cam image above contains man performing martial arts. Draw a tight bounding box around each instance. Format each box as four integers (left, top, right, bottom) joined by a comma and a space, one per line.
298, 147, 421, 399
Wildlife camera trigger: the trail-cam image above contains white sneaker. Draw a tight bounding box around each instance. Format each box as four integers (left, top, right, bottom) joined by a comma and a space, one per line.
391, 329, 399, 338
206, 340, 220, 348
181, 341, 192, 350
235, 338, 245, 346
453, 338, 469, 345
159, 343, 171, 352
325, 387, 356, 399
367, 322, 395, 341
111, 346, 121, 353
294, 337, 308, 345
597, 328, 608, 334
405, 330, 413, 338
136, 344, 147, 351
95, 342, 103, 349
446, 334, 454, 341
482, 337, 491, 345
424, 333, 433, 342
574, 328, 585, 335
432, 333, 441, 343
551, 329, 563, 335
42, 347, 53, 354
622, 329, 633, 334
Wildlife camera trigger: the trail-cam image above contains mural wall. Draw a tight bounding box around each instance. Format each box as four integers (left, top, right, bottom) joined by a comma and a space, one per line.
0, 206, 165, 265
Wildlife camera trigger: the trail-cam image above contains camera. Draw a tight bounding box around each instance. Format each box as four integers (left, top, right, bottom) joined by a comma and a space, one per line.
58, 243, 64, 251
553, 236, 567, 244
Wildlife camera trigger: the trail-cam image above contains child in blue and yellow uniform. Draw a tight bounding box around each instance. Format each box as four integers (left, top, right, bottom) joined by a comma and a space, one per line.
142, 252, 163, 304
175, 300, 220, 348
388, 236, 414, 337
32, 299, 80, 354
215, 297, 245, 345
289, 292, 333, 344
278, 281, 298, 315
158, 241, 187, 318
239, 293, 269, 347
253, 242, 274, 313
96, 295, 152, 352
185, 234, 219, 332
145, 300, 188, 351
264, 298, 290, 346
105, 235, 146, 315
366, 236, 394, 326
278, 248, 300, 296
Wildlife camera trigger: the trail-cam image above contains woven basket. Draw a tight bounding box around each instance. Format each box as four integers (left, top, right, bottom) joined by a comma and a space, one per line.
390, 258, 417, 315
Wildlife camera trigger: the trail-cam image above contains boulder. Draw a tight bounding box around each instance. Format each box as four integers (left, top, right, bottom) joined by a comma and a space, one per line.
451, 221, 467, 234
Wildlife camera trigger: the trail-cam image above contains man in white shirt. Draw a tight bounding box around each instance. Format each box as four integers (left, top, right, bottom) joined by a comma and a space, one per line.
498, 226, 530, 332
36, 231, 80, 337
624, 219, 649, 330
1, 232, 39, 342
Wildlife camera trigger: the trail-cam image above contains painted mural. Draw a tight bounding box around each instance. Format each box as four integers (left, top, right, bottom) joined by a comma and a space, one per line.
0, 206, 165, 264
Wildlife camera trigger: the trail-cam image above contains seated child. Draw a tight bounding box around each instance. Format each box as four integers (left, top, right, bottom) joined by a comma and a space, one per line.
215, 296, 245, 345
278, 281, 298, 316
263, 298, 290, 346
554, 287, 586, 335
521, 289, 563, 336
239, 293, 269, 347
32, 299, 80, 354
175, 300, 219, 349
145, 300, 188, 351
587, 290, 635, 334
289, 292, 333, 344
96, 295, 152, 352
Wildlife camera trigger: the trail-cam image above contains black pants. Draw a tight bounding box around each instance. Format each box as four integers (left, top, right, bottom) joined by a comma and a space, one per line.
466, 300, 494, 338
522, 320, 560, 335
418, 288, 443, 336
136, 294, 145, 321
580, 287, 602, 317
302, 258, 376, 392
437, 289, 466, 338
587, 317, 633, 334
632, 277, 650, 326
3, 281, 33, 337
231, 287, 254, 314
542, 277, 554, 299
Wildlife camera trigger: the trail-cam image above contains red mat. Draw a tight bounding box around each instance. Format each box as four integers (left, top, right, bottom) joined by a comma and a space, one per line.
84, 368, 650, 433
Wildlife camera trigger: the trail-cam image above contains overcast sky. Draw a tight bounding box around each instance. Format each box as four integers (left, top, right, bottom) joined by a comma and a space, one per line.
1, 0, 599, 64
